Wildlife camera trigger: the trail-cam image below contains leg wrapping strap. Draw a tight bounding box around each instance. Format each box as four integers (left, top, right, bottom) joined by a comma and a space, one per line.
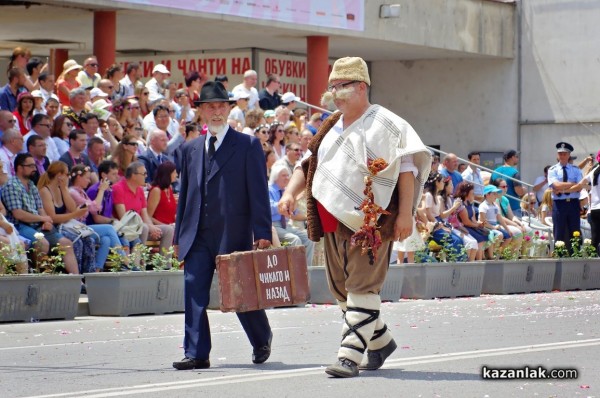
341, 306, 380, 352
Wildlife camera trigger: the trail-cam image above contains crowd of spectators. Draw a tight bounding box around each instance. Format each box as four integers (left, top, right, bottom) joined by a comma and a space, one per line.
5, 47, 594, 273
0, 47, 317, 275
394, 148, 599, 263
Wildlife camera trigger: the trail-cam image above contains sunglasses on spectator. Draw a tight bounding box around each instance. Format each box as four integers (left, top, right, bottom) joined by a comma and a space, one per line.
142, 92, 149, 96
290, 149, 301, 152
88, 63, 99, 67
37, 123, 52, 128
254, 124, 268, 132
66, 122, 73, 128
107, 85, 114, 89
135, 171, 148, 176
134, 127, 144, 132
499, 185, 508, 188
124, 142, 138, 147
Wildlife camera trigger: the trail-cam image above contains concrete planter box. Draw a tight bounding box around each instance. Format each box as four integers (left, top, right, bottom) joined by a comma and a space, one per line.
307, 266, 334, 304
0, 275, 81, 322
401, 262, 485, 299
381, 265, 405, 302
553, 258, 600, 291
307, 265, 406, 304
84, 271, 184, 316
482, 260, 556, 294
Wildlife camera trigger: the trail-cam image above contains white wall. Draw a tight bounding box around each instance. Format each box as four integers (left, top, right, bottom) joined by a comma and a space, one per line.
371, 58, 518, 158
518, 0, 600, 183
372, 0, 600, 187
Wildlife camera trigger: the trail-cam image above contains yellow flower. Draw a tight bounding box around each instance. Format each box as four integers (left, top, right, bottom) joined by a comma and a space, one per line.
573, 231, 580, 237
428, 240, 442, 251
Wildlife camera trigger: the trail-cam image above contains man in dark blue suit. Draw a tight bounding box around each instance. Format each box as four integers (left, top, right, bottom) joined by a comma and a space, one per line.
173, 82, 273, 370
138, 129, 173, 183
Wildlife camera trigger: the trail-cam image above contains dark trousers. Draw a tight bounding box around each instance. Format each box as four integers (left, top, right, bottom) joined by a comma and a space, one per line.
183, 229, 271, 360
589, 209, 600, 254
552, 199, 581, 252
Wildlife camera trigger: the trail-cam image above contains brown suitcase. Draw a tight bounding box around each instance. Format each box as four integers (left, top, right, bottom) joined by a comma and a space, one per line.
215, 246, 309, 312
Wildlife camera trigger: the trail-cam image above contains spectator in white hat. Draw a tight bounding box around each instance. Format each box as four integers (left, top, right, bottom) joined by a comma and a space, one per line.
231, 69, 259, 110
145, 64, 170, 102
30, 90, 45, 116
227, 90, 250, 130
89, 88, 108, 104
281, 91, 300, 112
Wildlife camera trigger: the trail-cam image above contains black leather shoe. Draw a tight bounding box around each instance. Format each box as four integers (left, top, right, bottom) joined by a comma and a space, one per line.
252, 333, 272, 364
172, 357, 210, 370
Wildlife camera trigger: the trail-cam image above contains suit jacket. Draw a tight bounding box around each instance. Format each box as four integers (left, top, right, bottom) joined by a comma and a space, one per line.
138, 148, 173, 183
174, 127, 272, 260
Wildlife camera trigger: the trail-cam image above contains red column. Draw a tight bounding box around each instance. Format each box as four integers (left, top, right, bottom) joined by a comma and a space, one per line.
306, 36, 329, 112
93, 11, 117, 76
51, 49, 69, 76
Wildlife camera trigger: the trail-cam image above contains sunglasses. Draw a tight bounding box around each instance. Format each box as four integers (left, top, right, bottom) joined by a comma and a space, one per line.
88, 63, 99, 67
327, 81, 358, 92
65, 122, 73, 128
124, 142, 139, 147
142, 92, 149, 96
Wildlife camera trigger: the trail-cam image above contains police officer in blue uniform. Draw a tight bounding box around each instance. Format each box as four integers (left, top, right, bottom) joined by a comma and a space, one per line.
548, 142, 583, 253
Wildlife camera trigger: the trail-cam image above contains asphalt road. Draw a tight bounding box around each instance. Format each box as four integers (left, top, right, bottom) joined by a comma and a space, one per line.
1, 290, 599, 398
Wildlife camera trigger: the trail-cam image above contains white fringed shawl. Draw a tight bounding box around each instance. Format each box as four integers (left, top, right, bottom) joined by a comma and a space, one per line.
312, 105, 431, 232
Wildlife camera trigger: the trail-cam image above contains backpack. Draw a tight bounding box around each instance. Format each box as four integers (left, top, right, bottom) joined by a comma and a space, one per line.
113, 210, 144, 241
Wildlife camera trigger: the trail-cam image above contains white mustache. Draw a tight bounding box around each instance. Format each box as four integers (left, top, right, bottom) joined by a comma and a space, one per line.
332, 85, 355, 101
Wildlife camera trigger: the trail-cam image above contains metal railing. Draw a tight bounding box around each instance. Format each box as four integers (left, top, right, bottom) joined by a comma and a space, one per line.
297, 98, 535, 211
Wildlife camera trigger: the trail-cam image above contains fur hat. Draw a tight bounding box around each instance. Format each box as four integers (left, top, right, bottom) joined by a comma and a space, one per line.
328, 57, 370, 86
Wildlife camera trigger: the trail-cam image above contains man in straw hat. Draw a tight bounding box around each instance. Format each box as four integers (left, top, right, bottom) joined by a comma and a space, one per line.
279, 57, 431, 377
173, 81, 273, 370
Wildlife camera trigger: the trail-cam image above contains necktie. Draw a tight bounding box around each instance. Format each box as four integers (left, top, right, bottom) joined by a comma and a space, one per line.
208, 136, 217, 159
157, 154, 162, 164
562, 166, 568, 182
279, 190, 286, 228
34, 158, 45, 176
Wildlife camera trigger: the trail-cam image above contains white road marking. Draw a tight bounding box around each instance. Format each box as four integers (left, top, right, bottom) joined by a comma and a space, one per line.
23, 337, 600, 398
0, 327, 301, 351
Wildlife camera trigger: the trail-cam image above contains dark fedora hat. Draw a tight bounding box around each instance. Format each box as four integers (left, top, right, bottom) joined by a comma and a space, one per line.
196, 81, 234, 104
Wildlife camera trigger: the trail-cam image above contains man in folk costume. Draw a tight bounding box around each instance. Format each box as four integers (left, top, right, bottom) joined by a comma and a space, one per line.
279, 57, 431, 378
